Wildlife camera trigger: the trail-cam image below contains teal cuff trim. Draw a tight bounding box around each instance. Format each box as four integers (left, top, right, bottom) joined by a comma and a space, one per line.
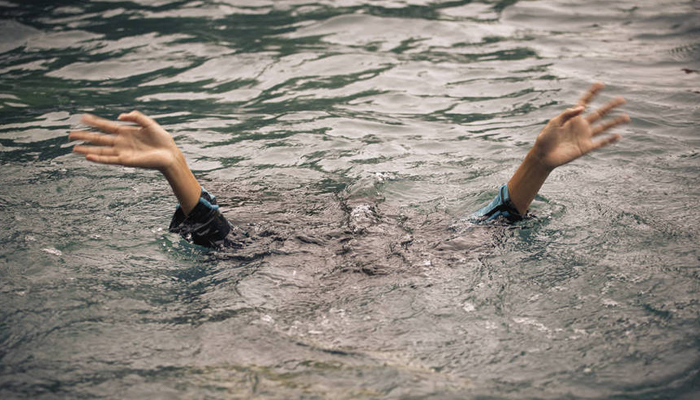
472, 184, 522, 222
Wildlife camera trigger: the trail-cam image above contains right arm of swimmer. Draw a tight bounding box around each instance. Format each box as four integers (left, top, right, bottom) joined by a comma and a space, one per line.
473, 83, 630, 222
69, 112, 234, 248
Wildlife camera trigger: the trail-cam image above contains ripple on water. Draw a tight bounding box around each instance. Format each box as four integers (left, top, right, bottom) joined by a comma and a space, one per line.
1, 0, 700, 398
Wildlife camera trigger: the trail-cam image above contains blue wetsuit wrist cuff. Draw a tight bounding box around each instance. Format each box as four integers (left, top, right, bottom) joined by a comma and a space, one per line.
175, 188, 219, 212
500, 184, 522, 219
472, 184, 523, 222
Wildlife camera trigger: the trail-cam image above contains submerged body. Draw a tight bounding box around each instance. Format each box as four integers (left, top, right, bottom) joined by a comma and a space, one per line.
69, 83, 629, 250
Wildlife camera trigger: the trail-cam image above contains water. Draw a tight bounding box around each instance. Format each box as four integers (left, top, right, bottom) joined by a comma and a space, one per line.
1, 0, 699, 398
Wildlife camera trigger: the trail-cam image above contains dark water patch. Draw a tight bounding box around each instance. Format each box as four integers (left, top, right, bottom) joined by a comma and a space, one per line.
0, 137, 73, 163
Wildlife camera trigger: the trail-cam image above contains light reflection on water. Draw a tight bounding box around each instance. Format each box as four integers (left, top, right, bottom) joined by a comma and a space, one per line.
1, 0, 699, 398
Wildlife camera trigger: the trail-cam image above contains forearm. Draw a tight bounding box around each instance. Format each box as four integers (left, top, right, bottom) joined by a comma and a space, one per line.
161, 153, 201, 215
506, 149, 552, 215
479, 83, 627, 220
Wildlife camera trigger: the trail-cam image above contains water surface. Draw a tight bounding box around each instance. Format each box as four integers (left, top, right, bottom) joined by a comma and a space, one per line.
1, 0, 699, 398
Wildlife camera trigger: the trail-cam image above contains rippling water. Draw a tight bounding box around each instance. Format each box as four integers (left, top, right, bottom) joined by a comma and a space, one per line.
1, 0, 699, 398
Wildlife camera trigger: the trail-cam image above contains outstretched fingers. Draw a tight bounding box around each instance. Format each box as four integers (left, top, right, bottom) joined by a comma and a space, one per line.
591, 133, 622, 151
85, 154, 122, 165
586, 97, 626, 124
118, 110, 156, 128
73, 145, 118, 157
82, 114, 123, 134
73, 144, 122, 164
592, 114, 631, 136
577, 82, 605, 108
69, 130, 116, 146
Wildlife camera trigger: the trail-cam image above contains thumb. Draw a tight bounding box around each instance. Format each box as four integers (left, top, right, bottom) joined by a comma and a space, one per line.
118, 110, 157, 129
556, 106, 585, 125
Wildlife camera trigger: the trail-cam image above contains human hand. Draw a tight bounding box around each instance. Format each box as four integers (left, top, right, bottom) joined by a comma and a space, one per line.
69, 111, 202, 214
531, 83, 630, 171
69, 111, 183, 172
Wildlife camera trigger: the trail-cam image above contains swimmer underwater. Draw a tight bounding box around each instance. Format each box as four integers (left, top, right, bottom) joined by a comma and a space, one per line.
68, 83, 630, 249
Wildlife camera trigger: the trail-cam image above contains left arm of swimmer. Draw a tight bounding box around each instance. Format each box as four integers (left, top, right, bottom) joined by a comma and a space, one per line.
70, 111, 202, 215
69, 112, 234, 248
475, 83, 630, 221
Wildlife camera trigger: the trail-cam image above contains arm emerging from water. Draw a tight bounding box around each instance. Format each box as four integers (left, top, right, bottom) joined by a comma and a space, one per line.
68, 83, 629, 247
476, 83, 630, 220
69, 111, 202, 215
69, 112, 235, 248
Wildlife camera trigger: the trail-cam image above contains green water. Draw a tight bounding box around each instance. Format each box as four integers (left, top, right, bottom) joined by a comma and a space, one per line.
1, 0, 699, 398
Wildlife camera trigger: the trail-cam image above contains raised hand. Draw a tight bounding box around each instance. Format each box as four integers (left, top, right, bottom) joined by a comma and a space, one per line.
506, 83, 630, 215
69, 111, 182, 171
531, 83, 630, 171
69, 111, 202, 214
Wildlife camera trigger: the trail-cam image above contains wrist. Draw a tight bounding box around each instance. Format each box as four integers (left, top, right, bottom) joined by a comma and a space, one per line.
526, 146, 556, 173
160, 150, 201, 215
506, 149, 553, 215
160, 149, 187, 180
